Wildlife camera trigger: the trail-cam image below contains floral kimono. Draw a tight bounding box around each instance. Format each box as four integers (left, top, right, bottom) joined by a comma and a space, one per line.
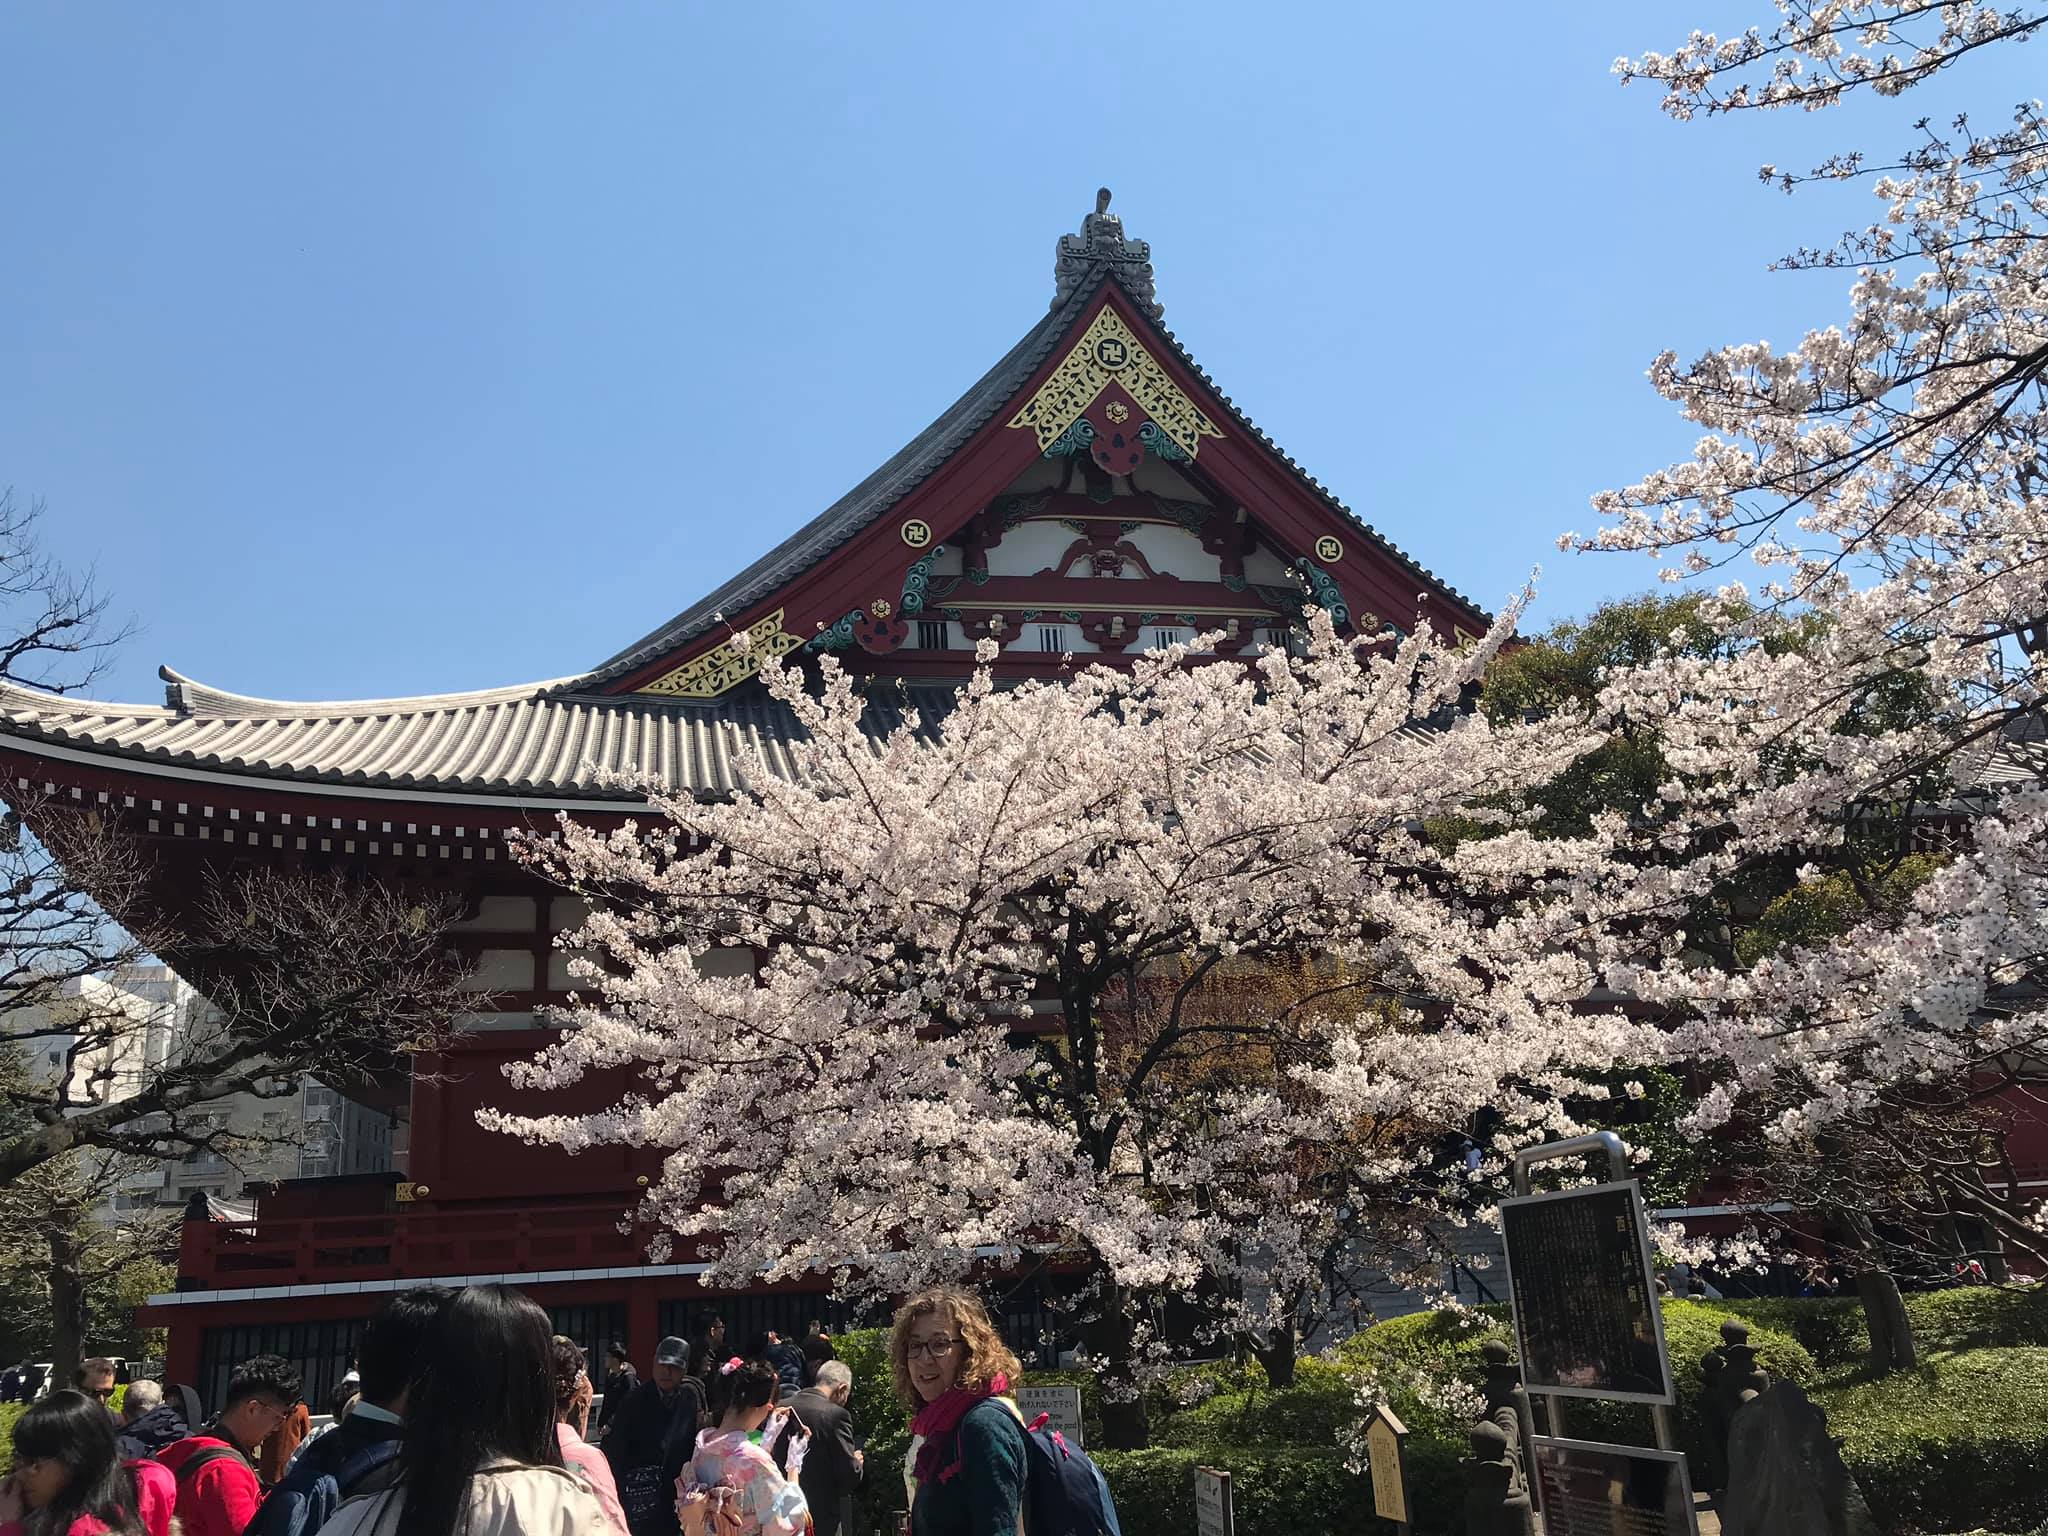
682, 1420, 811, 1536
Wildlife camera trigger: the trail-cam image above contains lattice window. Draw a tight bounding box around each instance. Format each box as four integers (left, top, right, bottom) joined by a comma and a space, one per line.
1149, 627, 1190, 651
1038, 625, 1069, 653
917, 620, 949, 651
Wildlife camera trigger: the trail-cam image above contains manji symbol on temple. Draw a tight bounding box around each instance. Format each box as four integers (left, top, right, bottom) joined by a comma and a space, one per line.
0, 195, 1489, 1405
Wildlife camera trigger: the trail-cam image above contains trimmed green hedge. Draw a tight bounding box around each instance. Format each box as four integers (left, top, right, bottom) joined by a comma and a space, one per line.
1091, 1447, 1443, 1536
1721, 1282, 2048, 1370
1717, 1296, 1867, 1368
837, 1291, 2048, 1536
1826, 1344, 2048, 1533
1902, 1286, 2048, 1353
1569, 1300, 1814, 1459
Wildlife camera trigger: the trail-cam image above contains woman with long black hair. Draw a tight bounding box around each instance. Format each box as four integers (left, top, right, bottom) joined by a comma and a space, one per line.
321, 1285, 608, 1536
0, 1390, 146, 1536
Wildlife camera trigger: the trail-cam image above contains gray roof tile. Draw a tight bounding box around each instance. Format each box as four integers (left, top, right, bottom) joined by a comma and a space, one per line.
0, 667, 956, 802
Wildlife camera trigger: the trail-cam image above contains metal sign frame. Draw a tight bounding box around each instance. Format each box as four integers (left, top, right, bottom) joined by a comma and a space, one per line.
1498, 1177, 1677, 1405
1505, 1131, 1681, 1460
1530, 1435, 1700, 1536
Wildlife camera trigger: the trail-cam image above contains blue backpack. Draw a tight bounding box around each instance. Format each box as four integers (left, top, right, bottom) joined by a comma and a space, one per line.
244, 1437, 402, 1536
1018, 1413, 1122, 1536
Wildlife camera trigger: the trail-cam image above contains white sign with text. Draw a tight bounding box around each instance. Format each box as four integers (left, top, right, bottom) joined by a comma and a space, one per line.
1014, 1384, 1085, 1447
1194, 1467, 1234, 1536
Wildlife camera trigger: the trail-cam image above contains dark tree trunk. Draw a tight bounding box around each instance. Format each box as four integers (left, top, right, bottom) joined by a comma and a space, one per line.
1080, 1286, 1151, 1450
1248, 1326, 1297, 1389
1980, 1243, 2012, 1284
48, 1220, 87, 1393
1854, 1268, 1917, 1374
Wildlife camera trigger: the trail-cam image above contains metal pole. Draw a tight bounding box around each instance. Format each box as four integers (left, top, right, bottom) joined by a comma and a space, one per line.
1510, 1130, 1628, 1195
1650, 1403, 1676, 1452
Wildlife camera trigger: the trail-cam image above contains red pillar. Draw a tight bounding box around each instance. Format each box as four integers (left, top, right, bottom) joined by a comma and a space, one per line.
162, 1315, 200, 1389
627, 1281, 658, 1371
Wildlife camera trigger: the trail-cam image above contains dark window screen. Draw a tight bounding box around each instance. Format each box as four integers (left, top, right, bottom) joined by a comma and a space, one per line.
197, 1317, 365, 1421
658, 1292, 888, 1355
547, 1302, 628, 1368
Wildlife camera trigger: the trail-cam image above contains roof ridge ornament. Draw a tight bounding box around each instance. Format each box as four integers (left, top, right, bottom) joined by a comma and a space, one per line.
1053, 188, 1162, 321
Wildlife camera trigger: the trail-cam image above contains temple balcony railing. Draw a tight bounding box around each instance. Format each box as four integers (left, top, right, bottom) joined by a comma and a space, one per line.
176, 1199, 648, 1289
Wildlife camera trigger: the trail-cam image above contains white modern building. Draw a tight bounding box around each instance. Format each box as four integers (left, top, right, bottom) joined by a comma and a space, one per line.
7, 962, 398, 1213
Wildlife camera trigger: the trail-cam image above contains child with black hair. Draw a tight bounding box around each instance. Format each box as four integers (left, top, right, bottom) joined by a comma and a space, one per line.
678, 1361, 809, 1536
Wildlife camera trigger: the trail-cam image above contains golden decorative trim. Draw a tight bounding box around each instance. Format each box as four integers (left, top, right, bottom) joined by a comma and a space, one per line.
1314, 535, 1345, 563
639, 609, 804, 698
901, 519, 933, 548
1009, 306, 1224, 461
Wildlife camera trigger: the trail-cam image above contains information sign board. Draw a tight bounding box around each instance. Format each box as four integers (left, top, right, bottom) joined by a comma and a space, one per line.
1014, 1384, 1085, 1447
1193, 1467, 1234, 1536
1365, 1403, 1409, 1526
1499, 1179, 1674, 1403
1530, 1437, 1698, 1536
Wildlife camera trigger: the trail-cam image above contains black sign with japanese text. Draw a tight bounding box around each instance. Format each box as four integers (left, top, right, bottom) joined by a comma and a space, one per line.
1501, 1180, 1673, 1403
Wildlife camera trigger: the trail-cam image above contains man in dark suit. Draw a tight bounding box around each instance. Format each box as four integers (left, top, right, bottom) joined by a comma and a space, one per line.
788, 1360, 862, 1536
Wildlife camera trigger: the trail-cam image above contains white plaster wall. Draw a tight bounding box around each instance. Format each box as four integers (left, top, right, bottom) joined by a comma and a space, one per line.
461, 949, 535, 992
1121, 522, 1218, 582
1244, 545, 1299, 586
453, 895, 537, 932
987, 520, 1084, 577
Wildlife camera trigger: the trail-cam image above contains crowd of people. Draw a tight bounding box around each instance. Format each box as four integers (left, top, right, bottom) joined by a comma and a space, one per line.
0, 1284, 1032, 1536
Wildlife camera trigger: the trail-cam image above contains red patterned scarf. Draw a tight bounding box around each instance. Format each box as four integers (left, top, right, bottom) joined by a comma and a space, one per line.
909, 1372, 1010, 1486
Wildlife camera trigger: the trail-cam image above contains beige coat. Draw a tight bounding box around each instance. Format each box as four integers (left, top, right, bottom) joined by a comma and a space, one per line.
320, 1463, 608, 1536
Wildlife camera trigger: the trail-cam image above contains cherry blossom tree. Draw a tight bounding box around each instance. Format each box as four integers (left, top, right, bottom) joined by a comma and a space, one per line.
486, 610, 1640, 1446
1527, 1, 2048, 1363
490, 3, 2048, 1423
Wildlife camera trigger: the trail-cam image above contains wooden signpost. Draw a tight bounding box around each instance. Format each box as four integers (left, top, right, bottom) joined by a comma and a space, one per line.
1014, 1384, 1085, 1447
1366, 1402, 1411, 1533
1194, 1466, 1234, 1536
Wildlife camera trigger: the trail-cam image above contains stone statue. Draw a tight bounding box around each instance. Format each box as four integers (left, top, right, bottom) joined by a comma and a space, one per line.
1480, 1339, 1535, 1470
1700, 1318, 1773, 1491
1463, 1343, 1536, 1536
1461, 1420, 1536, 1536
1722, 1380, 1880, 1536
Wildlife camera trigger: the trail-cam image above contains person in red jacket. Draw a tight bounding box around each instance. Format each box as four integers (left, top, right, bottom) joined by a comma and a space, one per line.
156, 1356, 302, 1536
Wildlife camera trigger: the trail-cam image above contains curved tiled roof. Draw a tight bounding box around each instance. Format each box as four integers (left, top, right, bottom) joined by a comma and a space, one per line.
0, 669, 955, 801
588, 261, 1490, 690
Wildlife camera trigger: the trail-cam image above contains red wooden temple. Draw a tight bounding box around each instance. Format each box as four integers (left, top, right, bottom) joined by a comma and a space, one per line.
0, 194, 1493, 1406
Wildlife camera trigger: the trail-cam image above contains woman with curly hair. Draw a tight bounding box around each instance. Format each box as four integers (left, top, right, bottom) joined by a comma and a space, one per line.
890, 1287, 1024, 1536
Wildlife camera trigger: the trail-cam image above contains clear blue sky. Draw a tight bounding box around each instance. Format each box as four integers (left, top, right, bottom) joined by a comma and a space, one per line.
4, 4, 2037, 704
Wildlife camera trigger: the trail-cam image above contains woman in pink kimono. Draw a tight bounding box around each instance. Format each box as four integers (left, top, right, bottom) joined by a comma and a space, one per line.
679, 1359, 810, 1536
